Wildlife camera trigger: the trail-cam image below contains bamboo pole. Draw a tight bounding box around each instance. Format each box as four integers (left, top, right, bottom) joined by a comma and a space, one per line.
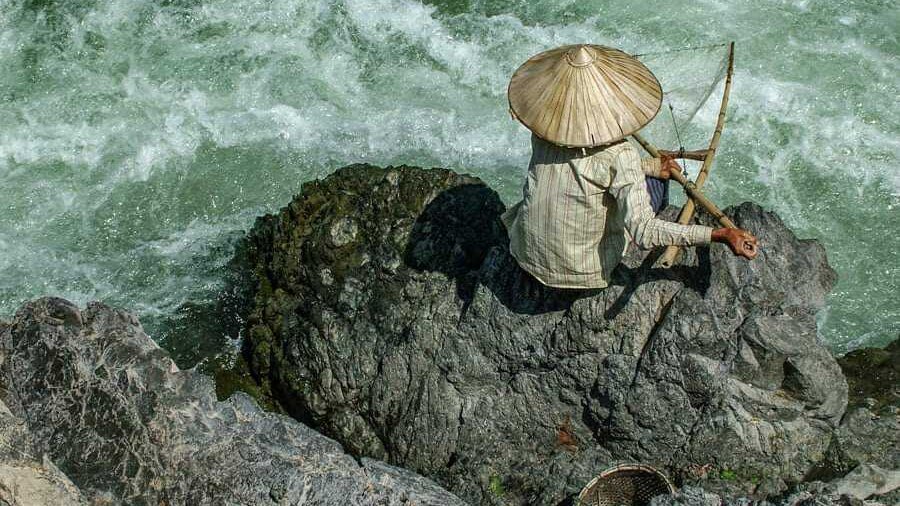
657, 148, 709, 161
631, 133, 738, 230
667, 171, 738, 229
658, 42, 735, 267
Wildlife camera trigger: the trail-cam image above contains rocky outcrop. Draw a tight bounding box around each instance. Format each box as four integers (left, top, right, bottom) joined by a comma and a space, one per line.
0, 297, 465, 505
653, 463, 900, 506
235, 164, 848, 505
806, 340, 899, 489
838, 339, 898, 413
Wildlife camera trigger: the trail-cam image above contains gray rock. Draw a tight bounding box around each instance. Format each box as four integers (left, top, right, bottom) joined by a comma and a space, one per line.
829, 464, 900, 500
807, 340, 899, 483
235, 164, 847, 505
837, 339, 899, 413
0, 297, 465, 505
650, 489, 871, 506
650, 467, 900, 506
813, 407, 900, 481
649, 486, 723, 506
0, 398, 87, 505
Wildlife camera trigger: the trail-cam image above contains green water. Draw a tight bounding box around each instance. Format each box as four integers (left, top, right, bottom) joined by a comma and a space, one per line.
0, 0, 897, 353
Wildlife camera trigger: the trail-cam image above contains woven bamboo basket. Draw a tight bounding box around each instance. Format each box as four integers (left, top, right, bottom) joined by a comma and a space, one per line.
576, 464, 675, 506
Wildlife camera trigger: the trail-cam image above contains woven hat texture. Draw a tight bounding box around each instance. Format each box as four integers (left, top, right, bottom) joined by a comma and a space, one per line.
508, 44, 662, 147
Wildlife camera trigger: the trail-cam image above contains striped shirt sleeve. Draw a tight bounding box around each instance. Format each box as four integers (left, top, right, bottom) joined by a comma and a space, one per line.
641, 157, 663, 178
610, 144, 713, 249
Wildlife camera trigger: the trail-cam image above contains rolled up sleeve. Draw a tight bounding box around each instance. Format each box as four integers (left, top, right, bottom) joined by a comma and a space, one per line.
610, 145, 713, 249
641, 157, 663, 178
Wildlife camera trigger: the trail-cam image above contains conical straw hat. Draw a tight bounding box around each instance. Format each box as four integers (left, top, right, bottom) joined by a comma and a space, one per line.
508, 44, 662, 148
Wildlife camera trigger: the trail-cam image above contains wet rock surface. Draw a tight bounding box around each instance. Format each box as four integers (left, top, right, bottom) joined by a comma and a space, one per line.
235, 164, 852, 505
0, 298, 465, 505
804, 339, 900, 497
837, 339, 899, 413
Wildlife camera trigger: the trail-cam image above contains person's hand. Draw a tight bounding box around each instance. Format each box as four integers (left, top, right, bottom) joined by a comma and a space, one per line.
657, 153, 681, 180
711, 228, 759, 259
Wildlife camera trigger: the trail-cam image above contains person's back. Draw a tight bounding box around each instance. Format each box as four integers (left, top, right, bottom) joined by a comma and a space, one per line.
503, 44, 757, 289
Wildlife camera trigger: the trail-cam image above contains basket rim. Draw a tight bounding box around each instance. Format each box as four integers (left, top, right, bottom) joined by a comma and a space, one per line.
576, 462, 676, 503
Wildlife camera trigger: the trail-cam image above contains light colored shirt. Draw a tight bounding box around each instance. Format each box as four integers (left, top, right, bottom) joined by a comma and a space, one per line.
501, 135, 713, 289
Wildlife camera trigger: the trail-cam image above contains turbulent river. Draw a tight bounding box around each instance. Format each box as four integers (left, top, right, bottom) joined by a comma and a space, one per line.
1, 0, 897, 353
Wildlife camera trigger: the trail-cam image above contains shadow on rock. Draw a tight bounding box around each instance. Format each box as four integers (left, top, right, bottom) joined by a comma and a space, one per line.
403, 183, 507, 307
404, 183, 609, 316
602, 245, 712, 320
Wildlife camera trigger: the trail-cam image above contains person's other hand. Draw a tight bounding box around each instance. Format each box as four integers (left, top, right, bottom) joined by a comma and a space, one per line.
712, 228, 759, 259
657, 154, 680, 180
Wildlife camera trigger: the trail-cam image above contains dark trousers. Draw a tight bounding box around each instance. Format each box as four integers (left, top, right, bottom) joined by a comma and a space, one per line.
645, 176, 669, 215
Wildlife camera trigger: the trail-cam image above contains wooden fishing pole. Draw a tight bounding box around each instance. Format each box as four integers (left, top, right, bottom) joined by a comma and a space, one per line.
657, 41, 735, 267
631, 132, 738, 230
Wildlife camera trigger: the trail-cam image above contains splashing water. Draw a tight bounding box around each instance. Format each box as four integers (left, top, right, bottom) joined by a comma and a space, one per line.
0, 0, 897, 353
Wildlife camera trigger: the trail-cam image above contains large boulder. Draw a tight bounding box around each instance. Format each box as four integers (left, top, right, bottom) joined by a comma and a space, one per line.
236, 164, 848, 505
0, 297, 465, 505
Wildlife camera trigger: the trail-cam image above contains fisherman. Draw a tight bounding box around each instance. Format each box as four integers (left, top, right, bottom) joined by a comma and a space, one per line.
502, 44, 758, 289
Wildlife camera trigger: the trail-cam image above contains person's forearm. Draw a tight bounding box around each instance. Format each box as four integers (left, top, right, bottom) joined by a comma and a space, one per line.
629, 219, 713, 249
711, 228, 740, 243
